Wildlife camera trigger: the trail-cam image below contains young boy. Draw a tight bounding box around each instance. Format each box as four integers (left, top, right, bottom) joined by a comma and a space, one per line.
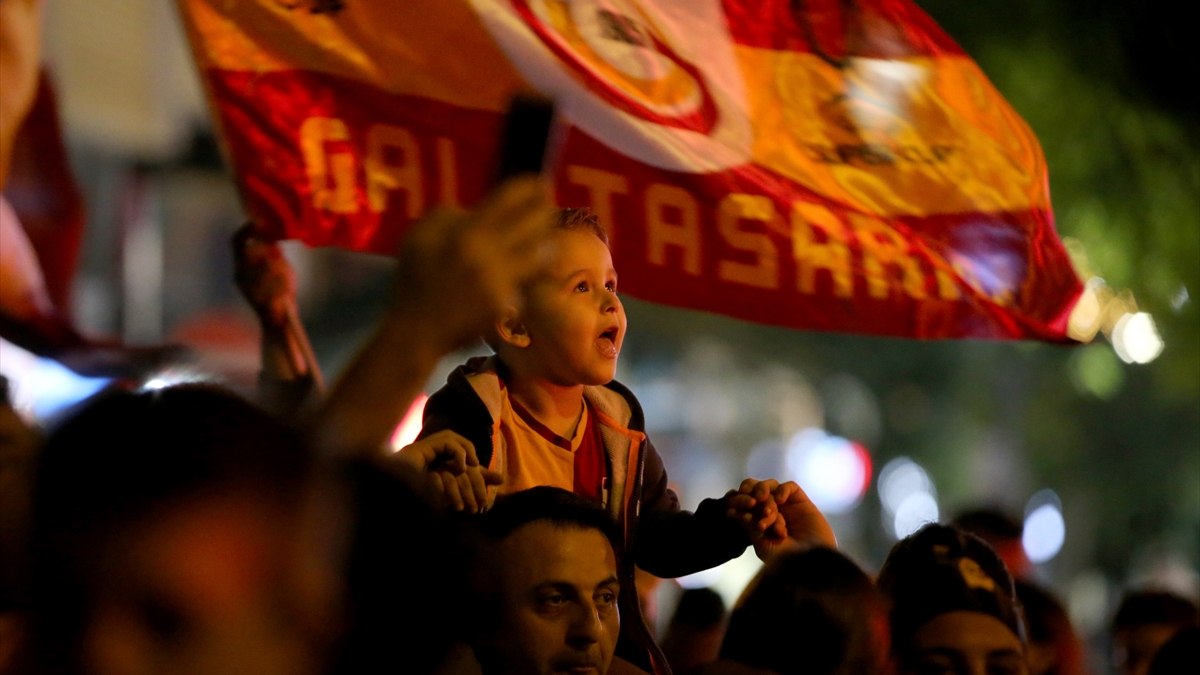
411, 207, 834, 673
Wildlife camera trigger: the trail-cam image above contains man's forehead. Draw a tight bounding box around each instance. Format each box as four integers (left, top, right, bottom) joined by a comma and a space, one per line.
497, 522, 616, 574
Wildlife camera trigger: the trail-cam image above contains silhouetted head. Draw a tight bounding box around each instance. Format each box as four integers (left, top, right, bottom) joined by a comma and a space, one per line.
877, 523, 1026, 675
1111, 589, 1199, 675
26, 382, 319, 675
720, 546, 891, 675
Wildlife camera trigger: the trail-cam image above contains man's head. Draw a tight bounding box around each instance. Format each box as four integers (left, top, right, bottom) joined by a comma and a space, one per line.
1111, 589, 1199, 675
491, 207, 626, 388
28, 383, 330, 675
877, 523, 1027, 675
472, 486, 621, 675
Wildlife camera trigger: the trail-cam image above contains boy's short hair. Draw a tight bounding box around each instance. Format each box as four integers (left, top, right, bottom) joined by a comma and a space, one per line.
555, 206, 608, 245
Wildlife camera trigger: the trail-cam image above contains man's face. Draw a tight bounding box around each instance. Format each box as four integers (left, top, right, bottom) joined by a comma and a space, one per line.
518, 229, 625, 387
907, 611, 1028, 675
485, 521, 620, 675
81, 492, 339, 675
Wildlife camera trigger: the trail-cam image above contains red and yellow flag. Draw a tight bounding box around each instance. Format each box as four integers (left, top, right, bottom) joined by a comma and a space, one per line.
176, 0, 1084, 341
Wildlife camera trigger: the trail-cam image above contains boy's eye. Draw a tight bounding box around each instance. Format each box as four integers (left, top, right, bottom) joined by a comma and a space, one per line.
605, 281, 617, 293
575, 281, 589, 292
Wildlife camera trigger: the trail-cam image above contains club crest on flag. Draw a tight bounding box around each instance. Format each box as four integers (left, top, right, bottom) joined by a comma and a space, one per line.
471, 0, 753, 171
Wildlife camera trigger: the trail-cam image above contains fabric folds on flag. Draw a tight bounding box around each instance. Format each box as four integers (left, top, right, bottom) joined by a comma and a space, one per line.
176, 0, 1084, 342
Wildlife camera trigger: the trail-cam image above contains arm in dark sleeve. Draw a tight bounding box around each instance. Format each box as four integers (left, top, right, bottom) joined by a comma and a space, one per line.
416, 373, 495, 466
630, 438, 750, 579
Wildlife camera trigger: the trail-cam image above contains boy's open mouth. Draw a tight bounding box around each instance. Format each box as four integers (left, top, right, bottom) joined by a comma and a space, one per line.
597, 326, 620, 357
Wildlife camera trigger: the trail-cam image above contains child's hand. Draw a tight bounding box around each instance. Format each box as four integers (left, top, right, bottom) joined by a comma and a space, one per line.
726, 477, 784, 539
396, 430, 503, 513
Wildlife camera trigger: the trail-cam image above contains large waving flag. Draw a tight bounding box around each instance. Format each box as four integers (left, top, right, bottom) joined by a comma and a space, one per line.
175, 0, 1084, 342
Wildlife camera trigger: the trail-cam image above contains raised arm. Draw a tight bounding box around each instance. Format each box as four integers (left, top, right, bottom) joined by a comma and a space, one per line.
308, 176, 554, 457
232, 223, 324, 417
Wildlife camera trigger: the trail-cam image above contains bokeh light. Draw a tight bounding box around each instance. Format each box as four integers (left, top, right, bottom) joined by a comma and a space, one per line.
1069, 344, 1124, 399
1023, 490, 1066, 564
892, 491, 939, 539
0, 339, 111, 421
878, 456, 938, 539
785, 428, 872, 514
1111, 312, 1164, 364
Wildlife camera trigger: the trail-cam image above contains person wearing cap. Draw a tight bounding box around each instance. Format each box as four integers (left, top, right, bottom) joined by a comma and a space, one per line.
876, 522, 1029, 675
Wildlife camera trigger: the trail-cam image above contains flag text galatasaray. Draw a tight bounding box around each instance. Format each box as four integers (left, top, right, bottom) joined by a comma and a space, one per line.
300, 115, 1013, 307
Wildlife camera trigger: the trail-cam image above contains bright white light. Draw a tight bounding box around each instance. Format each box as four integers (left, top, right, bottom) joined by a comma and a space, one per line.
677, 566, 724, 591
0, 339, 111, 421
679, 547, 762, 612
785, 428, 871, 514
892, 491, 939, 540
1023, 503, 1066, 564
1111, 312, 1164, 364
138, 368, 211, 392
389, 393, 430, 451
878, 457, 935, 515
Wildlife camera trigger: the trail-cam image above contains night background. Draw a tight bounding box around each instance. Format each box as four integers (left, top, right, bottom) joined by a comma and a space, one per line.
2, 1, 1196, 670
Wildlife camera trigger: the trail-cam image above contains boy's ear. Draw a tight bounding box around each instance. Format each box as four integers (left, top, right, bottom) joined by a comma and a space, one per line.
495, 308, 531, 349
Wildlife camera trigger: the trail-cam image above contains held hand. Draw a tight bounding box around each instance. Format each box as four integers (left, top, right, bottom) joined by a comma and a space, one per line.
726, 477, 783, 539
757, 481, 837, 560
395, 430, 503, 513
728, 478, 837, 561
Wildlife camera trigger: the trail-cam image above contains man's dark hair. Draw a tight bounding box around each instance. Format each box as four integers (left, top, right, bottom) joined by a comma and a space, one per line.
1112, 589, 1199, 632
478, 485, 618, 548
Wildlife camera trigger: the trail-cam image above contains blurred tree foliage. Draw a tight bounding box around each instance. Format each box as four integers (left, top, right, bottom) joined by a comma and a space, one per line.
913, 0, 1199, 582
